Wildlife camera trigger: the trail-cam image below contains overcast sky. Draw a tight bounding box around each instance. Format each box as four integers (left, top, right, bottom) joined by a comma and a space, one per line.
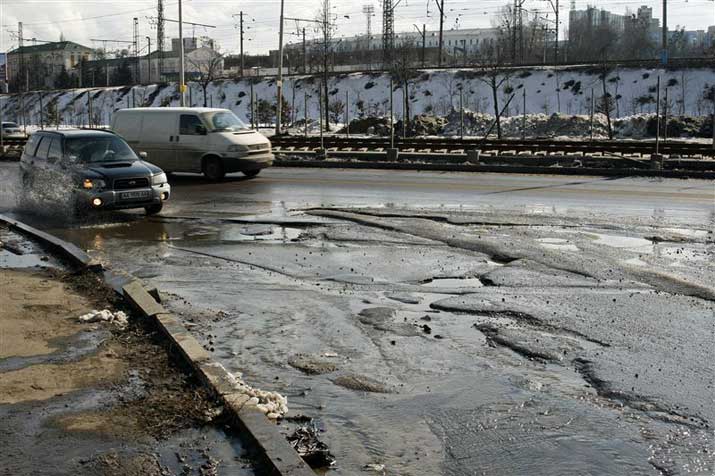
1, 0, 714, 56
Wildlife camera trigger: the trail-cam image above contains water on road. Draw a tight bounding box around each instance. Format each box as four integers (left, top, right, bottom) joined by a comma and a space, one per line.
1, 164, 714, 475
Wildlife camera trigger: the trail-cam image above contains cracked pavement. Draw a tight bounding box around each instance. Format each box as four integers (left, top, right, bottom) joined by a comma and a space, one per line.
1, 165, 714, 475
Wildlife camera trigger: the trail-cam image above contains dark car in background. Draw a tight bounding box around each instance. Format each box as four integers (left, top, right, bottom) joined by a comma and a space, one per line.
20, 130, 170, 215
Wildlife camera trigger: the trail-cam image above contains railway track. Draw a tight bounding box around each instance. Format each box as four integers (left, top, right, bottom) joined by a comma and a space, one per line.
272, 136, 715, 158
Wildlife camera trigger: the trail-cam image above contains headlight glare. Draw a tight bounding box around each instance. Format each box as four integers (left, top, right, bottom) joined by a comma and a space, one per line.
151, 172, 168, 185
83, 178, 106, 190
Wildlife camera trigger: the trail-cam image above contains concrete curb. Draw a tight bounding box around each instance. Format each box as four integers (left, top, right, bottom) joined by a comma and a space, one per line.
0, 216, 315, 476
0, 214, 98, 269
275, 159, 715, 179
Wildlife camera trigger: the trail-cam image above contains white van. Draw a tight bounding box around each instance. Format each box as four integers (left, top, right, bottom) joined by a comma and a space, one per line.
111, 108, 273, 180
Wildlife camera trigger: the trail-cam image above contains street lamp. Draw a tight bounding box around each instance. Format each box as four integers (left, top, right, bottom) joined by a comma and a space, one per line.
276, 0, 285, 135
179, 0, 186, 106
146, 36, 152, 83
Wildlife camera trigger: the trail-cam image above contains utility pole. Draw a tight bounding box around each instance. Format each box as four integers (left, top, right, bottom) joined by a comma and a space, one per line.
18, 22, 26, 95
322, 1, 331, 132
233, 12, 245, 76
157, 0, 165, 81
655, 76, 661, 155
178, 0, 186, 106
661, 0, 668, 64
133, 18, 139, 85
545, 0, 560, 64
276, 0, 285, 135
240, 12, 245, 77
382, 0, 395, 66
302, 28, 307, 73
554, 0, 559, 63
363, 4, 375, 68
363, 5, 374, 50
422, 24, 427, 67
512, 0, 518, 63
146, 36, 152, 83
436, 0, 445, 67
414, 24, 427, 68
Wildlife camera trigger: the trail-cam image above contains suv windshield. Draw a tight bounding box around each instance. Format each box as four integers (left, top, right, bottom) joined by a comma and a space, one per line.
204, 111, 249, 132
2, 122, 19, 128
65, 136, 137, 163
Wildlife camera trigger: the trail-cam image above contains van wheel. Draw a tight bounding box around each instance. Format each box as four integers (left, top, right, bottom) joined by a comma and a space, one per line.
145, 203, 163, 215
203, 157, 225, 181
243, 169, 260, 178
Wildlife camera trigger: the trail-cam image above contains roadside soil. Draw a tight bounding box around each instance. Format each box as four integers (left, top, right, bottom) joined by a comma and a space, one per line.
0, 266, 255, 476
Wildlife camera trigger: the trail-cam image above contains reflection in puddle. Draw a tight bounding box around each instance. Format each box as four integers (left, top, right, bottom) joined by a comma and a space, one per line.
52, 219, 303, 251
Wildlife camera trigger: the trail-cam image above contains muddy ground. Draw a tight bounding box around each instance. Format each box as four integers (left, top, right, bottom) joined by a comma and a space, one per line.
0, 227, 256, 476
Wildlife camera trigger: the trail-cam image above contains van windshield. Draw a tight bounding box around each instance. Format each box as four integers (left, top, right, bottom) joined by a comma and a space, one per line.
204, 111, 249, 132
65, 136, 138, 163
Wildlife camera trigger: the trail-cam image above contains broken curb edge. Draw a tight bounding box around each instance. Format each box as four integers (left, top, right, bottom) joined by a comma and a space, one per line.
0, 214, 316, 476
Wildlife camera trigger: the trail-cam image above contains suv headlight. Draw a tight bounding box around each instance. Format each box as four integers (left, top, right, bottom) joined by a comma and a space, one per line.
82, 178, 107, 190
227, 144, 248, 153
151, 172, 168, 185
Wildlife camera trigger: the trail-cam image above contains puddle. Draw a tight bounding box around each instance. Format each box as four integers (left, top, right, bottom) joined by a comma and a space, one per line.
220, 225, 303, 242
623, 257, 649, 267
422, 277, 484, 288
52, 220, 303, 251
0, 227, 61, 269
587, 233, 654, 251
537, 238, 580, 252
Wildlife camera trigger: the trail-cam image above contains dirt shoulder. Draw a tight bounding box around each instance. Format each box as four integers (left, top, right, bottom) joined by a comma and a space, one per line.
0, 266, 255, 476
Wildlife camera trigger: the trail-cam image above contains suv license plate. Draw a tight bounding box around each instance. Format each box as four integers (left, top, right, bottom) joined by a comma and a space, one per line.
120, 190, 150, 200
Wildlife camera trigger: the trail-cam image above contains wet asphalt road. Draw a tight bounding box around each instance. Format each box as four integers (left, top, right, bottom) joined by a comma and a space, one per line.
1, 163, 714, 475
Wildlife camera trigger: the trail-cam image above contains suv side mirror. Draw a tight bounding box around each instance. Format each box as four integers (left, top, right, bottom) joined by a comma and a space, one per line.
139, 151, 148, 159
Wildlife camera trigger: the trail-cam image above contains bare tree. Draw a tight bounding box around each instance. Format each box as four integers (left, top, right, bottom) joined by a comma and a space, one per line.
476, 44, 511, 139
187, 48, 224, 107
597, 63, 615, 139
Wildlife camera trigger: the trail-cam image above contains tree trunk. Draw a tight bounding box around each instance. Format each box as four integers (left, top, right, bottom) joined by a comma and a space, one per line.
601, 75, 613, 139
492, 80, 501, 139
203, 84, 208, 108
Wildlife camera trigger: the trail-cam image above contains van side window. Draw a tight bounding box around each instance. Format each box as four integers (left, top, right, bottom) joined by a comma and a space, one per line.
180, 115, 204, 135
48, 137, 63, 161
25, 135, 41, 157
35, 137, 52, 160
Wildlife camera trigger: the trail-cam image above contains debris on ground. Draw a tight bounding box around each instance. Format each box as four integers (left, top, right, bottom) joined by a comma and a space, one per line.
364, 463, 386, 473
286, 424, 335, 469
78, 309, 129, 328
215, 363, 289, 419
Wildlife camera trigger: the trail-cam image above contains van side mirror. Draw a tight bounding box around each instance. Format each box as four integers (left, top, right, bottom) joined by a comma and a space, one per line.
139, 151, 148, 159
195, 124, 207, 135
